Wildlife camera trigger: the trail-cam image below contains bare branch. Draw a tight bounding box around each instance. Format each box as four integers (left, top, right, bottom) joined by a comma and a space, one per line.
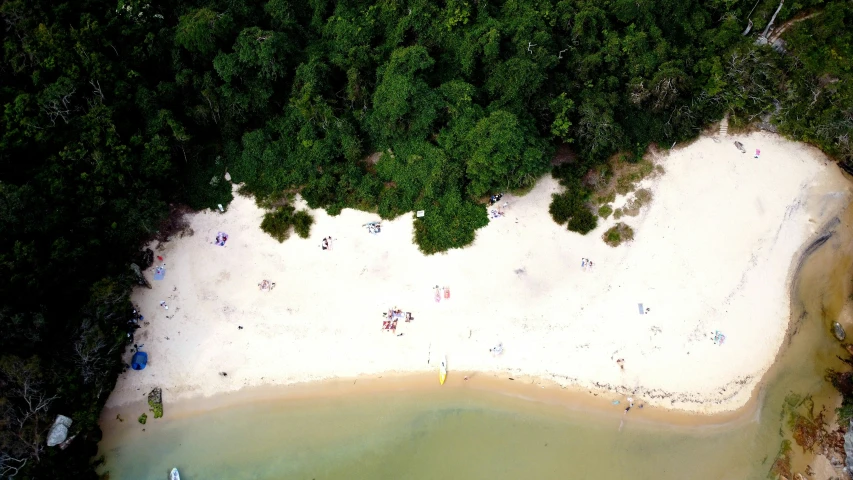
0, 454, 27, 478
89, 80, 104, 100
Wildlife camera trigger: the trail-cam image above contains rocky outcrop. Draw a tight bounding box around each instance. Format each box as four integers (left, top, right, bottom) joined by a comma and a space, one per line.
46, 415, 72, 447
844, 419, 853, 473
148, 387, 163, 418
834, 322, 846, 341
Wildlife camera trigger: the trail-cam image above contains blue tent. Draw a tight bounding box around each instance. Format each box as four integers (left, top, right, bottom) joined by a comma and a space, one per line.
131, 351, 148, 370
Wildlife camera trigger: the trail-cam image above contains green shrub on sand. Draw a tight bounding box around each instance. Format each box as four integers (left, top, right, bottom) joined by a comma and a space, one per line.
138, 413, 147, 425
567, 207, 598, 234
413, 191, 487, 255
548, 188, 598, 235
602, 222, 634, 247
260, 205, 314, 242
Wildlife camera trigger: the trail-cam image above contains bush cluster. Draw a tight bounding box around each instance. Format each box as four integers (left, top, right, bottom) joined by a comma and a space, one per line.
260, 205, 315, 243
602, 223, 635, 247
548, 165, 599, 235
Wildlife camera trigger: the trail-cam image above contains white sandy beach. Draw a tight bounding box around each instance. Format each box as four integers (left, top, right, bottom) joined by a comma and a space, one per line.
105, 132, 851, 414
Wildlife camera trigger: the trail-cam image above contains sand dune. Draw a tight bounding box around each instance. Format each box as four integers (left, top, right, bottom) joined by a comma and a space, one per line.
105, 132, 851, 414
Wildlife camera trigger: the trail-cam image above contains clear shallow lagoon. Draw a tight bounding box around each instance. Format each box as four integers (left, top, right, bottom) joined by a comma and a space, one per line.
101, 388, 764, 480
98, 205, 853, 480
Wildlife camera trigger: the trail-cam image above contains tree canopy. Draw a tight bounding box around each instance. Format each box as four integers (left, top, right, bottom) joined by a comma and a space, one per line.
1, 0, 851, 477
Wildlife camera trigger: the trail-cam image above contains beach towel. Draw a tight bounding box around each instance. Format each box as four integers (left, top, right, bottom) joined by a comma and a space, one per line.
153, 267, 166, 281
638, 303, 644, 315
444, 287, 450, 299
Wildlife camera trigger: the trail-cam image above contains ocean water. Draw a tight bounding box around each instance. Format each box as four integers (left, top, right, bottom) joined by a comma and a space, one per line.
98, 204, 853, 480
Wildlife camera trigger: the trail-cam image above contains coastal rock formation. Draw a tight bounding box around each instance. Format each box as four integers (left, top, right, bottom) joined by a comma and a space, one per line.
148, 387, 163, 418
46, 415, 72, 446
844, 419, 853, 473
834, 322, 847, 341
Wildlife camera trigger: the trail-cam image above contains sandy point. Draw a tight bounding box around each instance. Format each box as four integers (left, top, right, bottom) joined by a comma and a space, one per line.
105, 132, 852, 415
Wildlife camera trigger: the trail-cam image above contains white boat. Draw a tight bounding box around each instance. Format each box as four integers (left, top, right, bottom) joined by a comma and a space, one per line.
170, 468, 180, 480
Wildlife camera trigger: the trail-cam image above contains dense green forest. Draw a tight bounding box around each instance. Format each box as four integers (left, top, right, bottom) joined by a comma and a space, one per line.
1, 0, 851, 477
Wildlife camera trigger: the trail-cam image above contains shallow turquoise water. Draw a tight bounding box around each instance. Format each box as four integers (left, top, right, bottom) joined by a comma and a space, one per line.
101, 388, 767, 480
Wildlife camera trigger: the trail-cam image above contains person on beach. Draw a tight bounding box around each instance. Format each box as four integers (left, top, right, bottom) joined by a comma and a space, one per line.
321, 237, 329, 250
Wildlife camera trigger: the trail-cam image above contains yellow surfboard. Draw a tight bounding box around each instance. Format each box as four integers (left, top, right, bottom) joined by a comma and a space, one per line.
439, 357, 447, 385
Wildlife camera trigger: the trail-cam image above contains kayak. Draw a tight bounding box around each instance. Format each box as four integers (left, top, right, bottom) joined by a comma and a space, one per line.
439, 357, 447, 385
170, 468, 180, 480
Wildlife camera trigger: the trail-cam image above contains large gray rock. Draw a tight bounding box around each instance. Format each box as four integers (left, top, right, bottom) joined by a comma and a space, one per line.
834, 322, 847, 341
845, 419, 853, 472
46, 415, 72, 447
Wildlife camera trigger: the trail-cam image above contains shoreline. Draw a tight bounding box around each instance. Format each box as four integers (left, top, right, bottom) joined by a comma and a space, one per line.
100, 369, 761, 430
103, 132, 852, 418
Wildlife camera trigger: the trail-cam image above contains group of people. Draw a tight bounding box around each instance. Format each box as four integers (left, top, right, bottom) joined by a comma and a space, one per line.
258, 280, 276, 291
320, 236, 333, 250
581, 258, 595, 270
384, 308, 411, 321
365, 222, 381, 235
127, 308, 144, 334
215, 232, 228, 246
381, 308, 412, 333
734, 141, 761, 158
488, 193, 508, 220
434, 285, 450, 302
